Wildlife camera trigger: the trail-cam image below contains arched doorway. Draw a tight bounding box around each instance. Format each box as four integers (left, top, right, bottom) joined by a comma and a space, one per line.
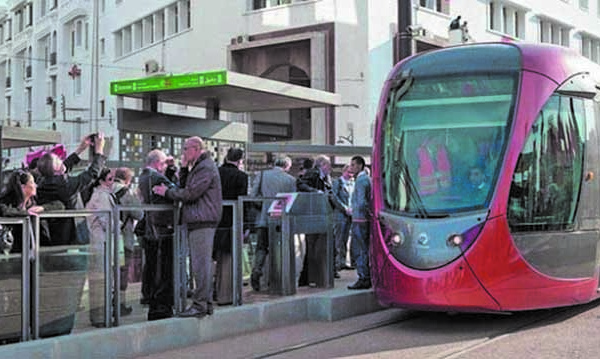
254, 64, 311, 142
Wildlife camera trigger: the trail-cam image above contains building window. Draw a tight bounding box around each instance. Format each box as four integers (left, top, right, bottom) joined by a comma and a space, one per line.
123, 27, 132, 54
252, 0, 295, 10
74, 76, 82, 95
41, 0, 47, 17
76, 21, 83, 47
114, 32, 123, 57
489, 1, 526, 39
143, 16, 154, 46
181, 0, 191, 30
167, 4, 178, 36
85, 22, 89, 50
253, 0, 267, 9
419, 0, 450, 14
156, 12, 165, 40
580, 0, 589, 10
100, 38, 105, 56
50, 75, 57, 119
133, 22, 142, 50
6, 19, 12, 40
71, 30, 75, 56
539, 18, 571, 47
581, 34, 600, 63
16, 10, 23, 33
100, 100, 105, 117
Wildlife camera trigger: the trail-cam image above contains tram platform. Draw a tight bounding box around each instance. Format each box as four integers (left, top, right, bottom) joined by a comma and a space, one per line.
0, 270, 383, 358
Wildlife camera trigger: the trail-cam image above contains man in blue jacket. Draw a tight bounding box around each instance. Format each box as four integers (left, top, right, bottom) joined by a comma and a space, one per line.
347, 156, 372, 290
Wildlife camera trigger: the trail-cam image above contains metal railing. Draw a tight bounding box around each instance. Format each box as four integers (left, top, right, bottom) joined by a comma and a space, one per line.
0, 196, 304, 344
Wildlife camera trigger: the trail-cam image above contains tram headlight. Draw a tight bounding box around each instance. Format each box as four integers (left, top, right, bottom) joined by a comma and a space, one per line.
389, 232, 404, 247
447, 233, 463, 247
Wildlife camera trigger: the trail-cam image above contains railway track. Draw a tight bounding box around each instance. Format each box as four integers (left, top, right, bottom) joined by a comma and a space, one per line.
252, 300, 600, 359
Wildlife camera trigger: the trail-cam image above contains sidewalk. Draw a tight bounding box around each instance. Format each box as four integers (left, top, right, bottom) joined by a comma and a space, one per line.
0, 270, 383, 359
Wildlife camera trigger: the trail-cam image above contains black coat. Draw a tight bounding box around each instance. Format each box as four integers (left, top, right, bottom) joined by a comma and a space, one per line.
297, 167, 332, 193
138, 168, 176, 228
217, 163, 248, 228
36, 153, 105, 245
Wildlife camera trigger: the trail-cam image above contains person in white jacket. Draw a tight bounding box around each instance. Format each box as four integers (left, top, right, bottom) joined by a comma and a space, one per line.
85, 167, 115, 327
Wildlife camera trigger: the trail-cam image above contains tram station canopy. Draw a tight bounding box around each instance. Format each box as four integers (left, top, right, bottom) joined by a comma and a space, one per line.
0, 126, 61, 150
110, 70, 341, 112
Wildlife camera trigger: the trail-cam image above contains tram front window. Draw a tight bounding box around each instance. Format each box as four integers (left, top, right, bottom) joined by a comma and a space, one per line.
382, 74, 516, 216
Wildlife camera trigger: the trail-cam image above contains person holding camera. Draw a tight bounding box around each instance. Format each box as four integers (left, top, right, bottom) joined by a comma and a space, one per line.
36, 132, 106, 246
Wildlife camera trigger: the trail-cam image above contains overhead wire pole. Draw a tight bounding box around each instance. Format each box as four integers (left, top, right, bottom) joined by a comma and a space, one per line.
396, 0, 413, 63
90, 0, 100, 133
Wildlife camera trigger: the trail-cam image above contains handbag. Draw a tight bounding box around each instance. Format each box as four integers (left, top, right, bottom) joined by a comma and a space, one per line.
0, 224, 14, 255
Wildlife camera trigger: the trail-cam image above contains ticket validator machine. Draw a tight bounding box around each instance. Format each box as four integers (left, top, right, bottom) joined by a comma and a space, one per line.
267, 192, 334, 295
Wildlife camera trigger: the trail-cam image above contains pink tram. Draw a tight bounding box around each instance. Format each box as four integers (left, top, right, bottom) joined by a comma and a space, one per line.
371, 42, 600, 312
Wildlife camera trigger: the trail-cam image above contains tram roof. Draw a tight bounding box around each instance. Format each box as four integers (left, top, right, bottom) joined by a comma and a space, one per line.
110, 70, 341, 111
0, 126, 62, 150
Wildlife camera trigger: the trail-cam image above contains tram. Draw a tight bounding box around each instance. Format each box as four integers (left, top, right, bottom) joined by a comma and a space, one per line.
371, 42, 600, 312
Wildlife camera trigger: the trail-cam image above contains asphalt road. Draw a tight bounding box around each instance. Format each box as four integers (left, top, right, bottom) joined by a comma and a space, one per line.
136, 298, 600, 359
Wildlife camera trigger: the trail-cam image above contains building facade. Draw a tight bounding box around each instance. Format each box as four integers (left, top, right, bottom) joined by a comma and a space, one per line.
0, 0, 600, 165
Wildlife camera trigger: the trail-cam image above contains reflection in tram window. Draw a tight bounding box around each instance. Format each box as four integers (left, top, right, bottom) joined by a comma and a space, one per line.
508, 95, 586, 231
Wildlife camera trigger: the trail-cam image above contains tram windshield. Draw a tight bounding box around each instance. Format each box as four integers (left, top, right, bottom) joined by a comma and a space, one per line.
381, 73, 516, 216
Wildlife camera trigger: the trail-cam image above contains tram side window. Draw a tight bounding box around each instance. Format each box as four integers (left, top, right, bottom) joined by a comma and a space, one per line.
508, 95, 585, 231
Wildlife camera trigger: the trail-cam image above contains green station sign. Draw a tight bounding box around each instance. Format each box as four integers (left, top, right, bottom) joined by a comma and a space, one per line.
110, 70, 228, 95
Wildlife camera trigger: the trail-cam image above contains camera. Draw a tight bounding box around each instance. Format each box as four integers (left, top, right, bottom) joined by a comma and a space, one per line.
88, 133, 98, 145
88, 133, 99, 157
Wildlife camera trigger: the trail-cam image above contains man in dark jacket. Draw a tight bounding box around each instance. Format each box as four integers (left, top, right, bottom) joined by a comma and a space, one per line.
296, 155, 333, 286
214, 148, 248, 305
138, 149, 177, 321
36, 133, 106, 246
250, 156, 296, 291
153, 136, 222, 318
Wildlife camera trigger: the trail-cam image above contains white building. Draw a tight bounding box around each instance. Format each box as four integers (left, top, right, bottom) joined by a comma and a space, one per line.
1, 0, 600, 165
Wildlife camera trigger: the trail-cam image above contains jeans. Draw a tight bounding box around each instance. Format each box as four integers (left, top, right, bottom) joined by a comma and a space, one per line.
333, 217, 351, 270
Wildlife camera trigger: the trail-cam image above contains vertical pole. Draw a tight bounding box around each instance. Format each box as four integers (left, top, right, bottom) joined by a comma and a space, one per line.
25, 217, 33, 340
113, 207, 121, 326
397, 0, 413, 63
90, 0, 100, 132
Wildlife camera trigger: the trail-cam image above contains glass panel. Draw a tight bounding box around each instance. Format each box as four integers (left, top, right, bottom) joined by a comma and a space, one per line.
508, 95, 585, 231
0, 221, 25, 344
382, 74, 516, 215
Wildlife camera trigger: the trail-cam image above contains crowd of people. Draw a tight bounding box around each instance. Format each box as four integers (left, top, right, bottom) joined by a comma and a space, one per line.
0, 132, 373, 324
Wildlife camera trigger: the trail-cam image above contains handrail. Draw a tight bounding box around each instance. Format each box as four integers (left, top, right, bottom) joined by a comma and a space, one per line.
1, 196, 302, 343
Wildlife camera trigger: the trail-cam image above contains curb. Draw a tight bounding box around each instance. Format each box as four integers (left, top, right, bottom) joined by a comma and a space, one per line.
0, 289, 383, 358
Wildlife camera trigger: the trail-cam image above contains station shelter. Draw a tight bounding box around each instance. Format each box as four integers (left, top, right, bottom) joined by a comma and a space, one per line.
109, 69, 371, 173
